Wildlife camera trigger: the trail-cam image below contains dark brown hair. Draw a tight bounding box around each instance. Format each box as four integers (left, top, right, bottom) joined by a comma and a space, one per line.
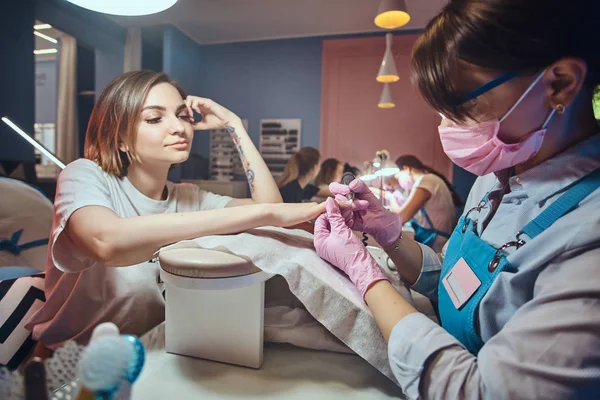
396, 155, 463, 207
277, 147, 321, 188
84, 71, 186, 177
343, 163, 360, 176
315, 158, 341, 186
412, 0, 600, 122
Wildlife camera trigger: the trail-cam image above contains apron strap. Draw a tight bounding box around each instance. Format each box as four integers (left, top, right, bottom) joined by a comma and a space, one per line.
418, 208, 452, 238
520, 168, 600, 239
420, 207, 435, 229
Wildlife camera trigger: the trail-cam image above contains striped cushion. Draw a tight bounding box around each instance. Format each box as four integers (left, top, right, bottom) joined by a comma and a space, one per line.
0, 273, 45, 369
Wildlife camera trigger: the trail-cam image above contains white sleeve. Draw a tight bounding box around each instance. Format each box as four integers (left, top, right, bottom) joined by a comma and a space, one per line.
198, 190, 233, 210
414, 174, 438, 196
51, 159, 115, 273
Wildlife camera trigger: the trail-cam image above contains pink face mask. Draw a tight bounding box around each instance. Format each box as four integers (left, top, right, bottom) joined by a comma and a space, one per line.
438, 70, 556, 176
397, 170, 415, 191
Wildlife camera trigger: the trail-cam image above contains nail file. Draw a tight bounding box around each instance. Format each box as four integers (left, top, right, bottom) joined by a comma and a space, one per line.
341, 172, 356, 200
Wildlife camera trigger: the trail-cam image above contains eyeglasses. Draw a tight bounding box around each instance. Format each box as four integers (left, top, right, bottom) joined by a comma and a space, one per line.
453, 71, 522, 106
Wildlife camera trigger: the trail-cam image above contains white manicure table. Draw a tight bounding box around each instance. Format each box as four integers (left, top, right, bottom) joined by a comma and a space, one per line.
133, 323, 408, 400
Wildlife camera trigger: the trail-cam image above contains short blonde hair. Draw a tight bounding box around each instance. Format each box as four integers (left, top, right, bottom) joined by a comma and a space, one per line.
84, 71, 186, 177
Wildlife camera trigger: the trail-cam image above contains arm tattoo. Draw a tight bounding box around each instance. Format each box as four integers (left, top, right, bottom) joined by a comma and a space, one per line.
226, 125, 256, 193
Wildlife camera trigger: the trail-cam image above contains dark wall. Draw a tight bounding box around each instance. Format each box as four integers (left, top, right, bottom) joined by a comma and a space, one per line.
1, 0, 125, 167
0, 1, 36, 163
142, 26, 164, 72
77, 43, 95, 157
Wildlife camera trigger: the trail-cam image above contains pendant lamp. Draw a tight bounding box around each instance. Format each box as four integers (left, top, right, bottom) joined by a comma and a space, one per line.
378, 84, 395, 109
374, 0, 411, 29
377, 33, 399, 83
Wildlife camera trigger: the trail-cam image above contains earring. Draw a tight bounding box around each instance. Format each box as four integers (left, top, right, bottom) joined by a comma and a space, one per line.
554, 104, 566, 114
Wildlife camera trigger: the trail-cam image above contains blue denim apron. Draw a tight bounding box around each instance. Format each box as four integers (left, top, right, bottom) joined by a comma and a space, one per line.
410, 208, 451, 248
438, 168, 600, 354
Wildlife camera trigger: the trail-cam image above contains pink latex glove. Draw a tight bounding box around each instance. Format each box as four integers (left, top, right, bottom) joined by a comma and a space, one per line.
329, 179, 402, 247
314, 198, 389, 300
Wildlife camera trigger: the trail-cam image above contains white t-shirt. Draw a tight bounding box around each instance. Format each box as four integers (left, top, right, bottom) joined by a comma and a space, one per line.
412, 173, 456, 252
26, 159, 232, 349
0, 177, 53, 271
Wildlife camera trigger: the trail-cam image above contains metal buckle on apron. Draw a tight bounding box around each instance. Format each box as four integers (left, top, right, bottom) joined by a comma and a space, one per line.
488, 239, 525, 272
515, 231, 529, 241
462, 199, 489, 233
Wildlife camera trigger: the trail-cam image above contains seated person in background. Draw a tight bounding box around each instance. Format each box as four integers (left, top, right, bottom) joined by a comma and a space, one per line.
315, 158, 344, 188
387, 178, 407, 207
365, 175, 407, 209
371, 175, 408, 207
343, 163, 360, 179
278, 147, 333, 203
26, 71, 327, 351
312, 158, 344, 202
390, 155, 461, 252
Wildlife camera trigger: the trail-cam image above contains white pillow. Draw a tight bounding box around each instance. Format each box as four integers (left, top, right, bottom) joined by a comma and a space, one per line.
0, 273, 45, 369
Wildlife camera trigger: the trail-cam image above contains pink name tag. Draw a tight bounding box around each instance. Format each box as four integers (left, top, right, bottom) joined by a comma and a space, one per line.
442, 258, 481, 309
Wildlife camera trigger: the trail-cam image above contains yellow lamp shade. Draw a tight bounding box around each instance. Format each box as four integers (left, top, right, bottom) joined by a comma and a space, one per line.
374, 0, 411, 29
377, 75, 400, 83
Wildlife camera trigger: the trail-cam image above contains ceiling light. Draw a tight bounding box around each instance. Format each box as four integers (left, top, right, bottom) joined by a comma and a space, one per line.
2, 117, 66, 170
374, 0, 411, 30
34, 49, 58, 55
378, 84, 395, 109
64, 0, 178, 16
34, 24, 52, 30
377, 33, 399, 83
34, 31, 58, 44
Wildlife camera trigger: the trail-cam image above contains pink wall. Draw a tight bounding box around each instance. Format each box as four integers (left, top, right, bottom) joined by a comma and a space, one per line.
320, 34, 452, 179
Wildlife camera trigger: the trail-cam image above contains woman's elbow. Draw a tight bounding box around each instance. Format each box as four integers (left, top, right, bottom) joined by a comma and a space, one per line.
80, 233, 116, 265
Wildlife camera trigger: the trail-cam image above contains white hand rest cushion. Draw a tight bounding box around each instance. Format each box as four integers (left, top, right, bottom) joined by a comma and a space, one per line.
159, 248, 261, 278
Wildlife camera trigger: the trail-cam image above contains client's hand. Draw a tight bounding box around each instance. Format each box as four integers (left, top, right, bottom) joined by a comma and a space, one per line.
185, 96, 241, 130
329, 179, 402, 248
314, 198, 389, 299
